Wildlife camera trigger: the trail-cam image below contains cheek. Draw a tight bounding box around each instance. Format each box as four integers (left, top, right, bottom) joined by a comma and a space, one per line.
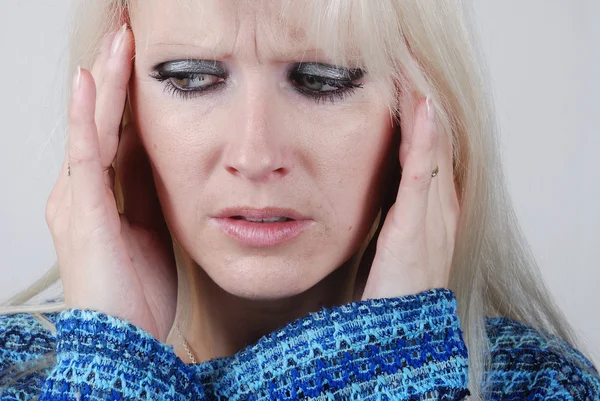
128, 84, 219, 239
131, 74, 394, 245
130, 81, 220, 190
306, 107, 395, 233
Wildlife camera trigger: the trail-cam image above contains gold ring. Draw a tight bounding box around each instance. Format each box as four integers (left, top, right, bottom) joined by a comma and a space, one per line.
431, 165, 439, 178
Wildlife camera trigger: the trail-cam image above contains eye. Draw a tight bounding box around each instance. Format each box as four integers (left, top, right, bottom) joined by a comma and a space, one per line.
288, 63, 365, 104
169, 74, 223, 91
295, 75, 339, 92
149, 60, 228, 99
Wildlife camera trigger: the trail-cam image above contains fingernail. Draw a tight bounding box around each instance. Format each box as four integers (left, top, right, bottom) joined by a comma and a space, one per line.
111, 23, 128, 56
426, 96, 435, 121
73, 66, 81, 93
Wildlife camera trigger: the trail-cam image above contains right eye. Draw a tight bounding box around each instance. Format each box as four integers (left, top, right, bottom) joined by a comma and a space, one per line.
149, 60, 228, 99
168, 74, 223, 91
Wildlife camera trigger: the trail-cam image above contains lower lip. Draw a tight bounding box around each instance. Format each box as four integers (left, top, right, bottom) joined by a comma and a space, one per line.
212, 218, 312, 247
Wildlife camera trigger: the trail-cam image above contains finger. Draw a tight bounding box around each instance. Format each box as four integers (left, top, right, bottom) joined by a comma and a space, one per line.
392, 97, 438, 230
436, 124, 460, 239
95, 24, 134, 168
68, 68, 106, 215
398, 88, 420, 167
46, 143, 71, 223
425, 128, 456, 287
425, 157, 444, 247
116, 124, 169, 236
51, 178, 73, 238
105, 165, 116, 192
90, 29, 119, 80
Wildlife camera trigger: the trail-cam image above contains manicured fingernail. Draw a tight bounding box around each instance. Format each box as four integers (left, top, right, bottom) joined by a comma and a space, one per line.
111, 23, 128, 56
426, 96, 435, 121
73, 66, 81, 93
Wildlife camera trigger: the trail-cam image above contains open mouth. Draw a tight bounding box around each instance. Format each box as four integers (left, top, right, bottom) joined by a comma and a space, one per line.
213, 211, 310, 247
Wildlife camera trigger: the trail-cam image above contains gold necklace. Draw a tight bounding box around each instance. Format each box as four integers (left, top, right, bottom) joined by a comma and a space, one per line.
175, 324, 197, 364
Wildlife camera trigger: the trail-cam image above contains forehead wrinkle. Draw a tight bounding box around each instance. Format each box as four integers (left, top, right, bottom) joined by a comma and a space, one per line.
131, 0, 238, 57
131, 0, 341, 64
251, 11, 322, 64
228, 4, 261, 64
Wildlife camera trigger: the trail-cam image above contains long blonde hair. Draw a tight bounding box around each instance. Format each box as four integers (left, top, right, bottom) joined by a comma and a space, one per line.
2, 1, 580, 398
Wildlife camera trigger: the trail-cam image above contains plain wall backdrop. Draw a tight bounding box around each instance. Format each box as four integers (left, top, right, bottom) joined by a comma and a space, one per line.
0, 1, 598, 365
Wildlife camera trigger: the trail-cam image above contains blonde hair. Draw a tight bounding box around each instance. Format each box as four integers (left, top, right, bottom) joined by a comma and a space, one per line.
2, 1, 581, 398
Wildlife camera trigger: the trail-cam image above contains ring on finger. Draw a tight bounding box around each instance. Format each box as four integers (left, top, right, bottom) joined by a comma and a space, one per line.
431, 165, 439, 178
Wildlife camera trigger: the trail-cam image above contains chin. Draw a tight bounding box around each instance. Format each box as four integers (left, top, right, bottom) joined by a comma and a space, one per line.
202, 254, 328, 300
173, 219, 371, 301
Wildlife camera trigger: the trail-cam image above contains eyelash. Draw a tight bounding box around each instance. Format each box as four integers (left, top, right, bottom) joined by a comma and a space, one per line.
289, 72, 364, 105
149, 69, 364, 104
149, 72, 226, 100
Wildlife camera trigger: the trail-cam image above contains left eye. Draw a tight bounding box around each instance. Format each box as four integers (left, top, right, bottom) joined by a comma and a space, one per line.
169, 74, 223, 91
295, 75, 339, 92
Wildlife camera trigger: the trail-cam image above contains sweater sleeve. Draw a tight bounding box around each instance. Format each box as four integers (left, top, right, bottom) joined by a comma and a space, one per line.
197, 288, 470, 400
37, 310, 207, 401
485, 317, 600, 400
23, 289, 467, 401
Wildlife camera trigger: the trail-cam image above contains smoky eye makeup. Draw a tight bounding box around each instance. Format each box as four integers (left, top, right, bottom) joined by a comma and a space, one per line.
289, 62, 365, 81
149, 59, 365, 103
154, 59, 227, 76
149, 59, 228, 99
287, 62, 365, 104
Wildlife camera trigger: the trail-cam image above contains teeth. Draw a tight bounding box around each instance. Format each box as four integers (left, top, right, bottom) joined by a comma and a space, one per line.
244, 217, 289, 223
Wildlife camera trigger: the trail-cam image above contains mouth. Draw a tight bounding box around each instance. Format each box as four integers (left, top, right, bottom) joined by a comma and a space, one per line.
215, 207, 306, 221
230, 216, 293, 223
212, 207, 311, 247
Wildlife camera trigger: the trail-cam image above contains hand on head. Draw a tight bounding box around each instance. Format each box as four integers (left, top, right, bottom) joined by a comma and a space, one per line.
361, 95, 460, 300
45, 24, 177, 341
46, 21, 460, 343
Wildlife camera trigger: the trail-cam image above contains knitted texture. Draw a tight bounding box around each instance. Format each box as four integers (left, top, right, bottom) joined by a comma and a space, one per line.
0, 289, 598, 400
483, 317, 600, 400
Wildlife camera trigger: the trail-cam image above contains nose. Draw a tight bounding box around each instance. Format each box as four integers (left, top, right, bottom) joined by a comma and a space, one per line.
223, 87, 289, 182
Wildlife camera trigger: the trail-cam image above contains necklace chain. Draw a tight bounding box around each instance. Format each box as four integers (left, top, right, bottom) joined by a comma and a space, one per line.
175, 324, 197, 364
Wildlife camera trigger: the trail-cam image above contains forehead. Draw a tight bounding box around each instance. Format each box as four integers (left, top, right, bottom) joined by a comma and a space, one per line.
129, 0, 336, 61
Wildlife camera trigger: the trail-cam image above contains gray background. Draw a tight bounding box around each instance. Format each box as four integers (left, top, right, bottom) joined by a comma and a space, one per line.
0, 1, 598, 364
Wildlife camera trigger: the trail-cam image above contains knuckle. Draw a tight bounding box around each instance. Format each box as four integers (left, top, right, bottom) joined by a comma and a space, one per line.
48, 206, 69, 238
72, 202, 111, 232
53, 215, 70, 238
45, 190, 63, 229
69, 140, 96, 164
98, 70, 112, 90
101, 62, 128, 92
407, 170, 432, 192
45, 201, 56, 228
68, 101, 93, 127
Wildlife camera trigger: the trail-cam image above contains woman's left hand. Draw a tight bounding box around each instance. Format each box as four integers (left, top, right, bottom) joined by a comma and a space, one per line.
361, 95, 460, 300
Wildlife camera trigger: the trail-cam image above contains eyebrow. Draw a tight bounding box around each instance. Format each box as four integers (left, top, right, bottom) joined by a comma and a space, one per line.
143, 42, 337, 64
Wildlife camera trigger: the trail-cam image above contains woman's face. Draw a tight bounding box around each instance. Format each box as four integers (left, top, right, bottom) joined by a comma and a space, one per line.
129, 0, 395, 299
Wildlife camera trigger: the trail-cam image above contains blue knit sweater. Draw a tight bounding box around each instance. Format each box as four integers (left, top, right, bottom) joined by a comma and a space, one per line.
0, 289, 598, 400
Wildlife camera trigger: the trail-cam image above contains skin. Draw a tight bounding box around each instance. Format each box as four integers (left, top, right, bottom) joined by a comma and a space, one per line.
46, 1, 459, 364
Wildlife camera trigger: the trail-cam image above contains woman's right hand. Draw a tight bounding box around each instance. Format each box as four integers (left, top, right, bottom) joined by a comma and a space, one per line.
45, 25, 178, 342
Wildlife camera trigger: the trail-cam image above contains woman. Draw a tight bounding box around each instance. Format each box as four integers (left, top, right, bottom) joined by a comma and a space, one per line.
1, 1, 598, 400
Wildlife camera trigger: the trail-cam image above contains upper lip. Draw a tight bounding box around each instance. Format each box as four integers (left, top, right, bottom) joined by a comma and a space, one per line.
214, 207, 308, 221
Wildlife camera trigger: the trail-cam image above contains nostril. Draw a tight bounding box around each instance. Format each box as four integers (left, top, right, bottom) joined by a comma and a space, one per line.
226, 166, 239, 175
